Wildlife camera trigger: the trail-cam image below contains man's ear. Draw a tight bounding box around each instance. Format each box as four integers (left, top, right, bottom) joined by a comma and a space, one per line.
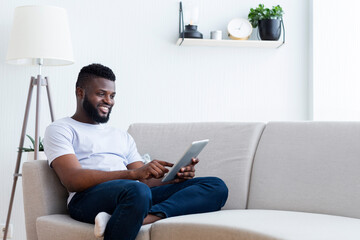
75, 87, 85, 99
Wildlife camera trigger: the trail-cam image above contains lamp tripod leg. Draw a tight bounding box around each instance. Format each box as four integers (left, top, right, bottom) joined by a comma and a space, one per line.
45, 77, 55, 122
34, 75, 42, 160
3, 77, 35, 240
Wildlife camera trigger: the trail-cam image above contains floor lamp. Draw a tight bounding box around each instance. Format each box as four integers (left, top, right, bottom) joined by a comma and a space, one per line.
3, 6, 74, 240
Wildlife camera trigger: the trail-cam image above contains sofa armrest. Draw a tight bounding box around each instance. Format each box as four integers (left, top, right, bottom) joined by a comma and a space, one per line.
22, 160, 68, 240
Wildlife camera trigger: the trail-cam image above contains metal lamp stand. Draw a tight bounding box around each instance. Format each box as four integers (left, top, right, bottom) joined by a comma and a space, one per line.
3, 61, 55, 240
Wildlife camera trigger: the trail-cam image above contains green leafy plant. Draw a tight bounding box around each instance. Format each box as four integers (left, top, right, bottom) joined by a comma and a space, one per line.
19, 134, 44, 152
248, 4, 284, 28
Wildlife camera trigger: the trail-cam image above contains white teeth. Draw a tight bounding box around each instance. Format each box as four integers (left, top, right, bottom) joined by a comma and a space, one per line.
99, 106, 109, 113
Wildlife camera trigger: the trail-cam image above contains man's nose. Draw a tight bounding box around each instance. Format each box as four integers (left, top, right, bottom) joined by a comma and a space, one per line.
103, 95, 113, 105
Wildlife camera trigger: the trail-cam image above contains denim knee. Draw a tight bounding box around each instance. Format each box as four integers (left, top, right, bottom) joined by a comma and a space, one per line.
203, 177, 229, 207
122, 181, 152, 213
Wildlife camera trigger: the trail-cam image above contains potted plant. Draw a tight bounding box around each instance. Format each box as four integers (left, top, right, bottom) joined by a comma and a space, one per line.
19, 134, 47, 160
248, 4, 284, 41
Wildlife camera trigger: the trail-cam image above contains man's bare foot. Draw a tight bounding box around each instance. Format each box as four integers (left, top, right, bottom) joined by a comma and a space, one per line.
143, 214, 162, 225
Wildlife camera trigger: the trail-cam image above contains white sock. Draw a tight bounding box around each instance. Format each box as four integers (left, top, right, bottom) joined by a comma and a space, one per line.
94, 212, 111, 238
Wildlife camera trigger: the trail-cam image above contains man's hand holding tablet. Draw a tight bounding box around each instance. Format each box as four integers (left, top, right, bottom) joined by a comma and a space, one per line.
162, 139, 209, 182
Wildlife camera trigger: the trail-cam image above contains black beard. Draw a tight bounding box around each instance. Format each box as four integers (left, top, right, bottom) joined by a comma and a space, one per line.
83, 94, 111, 123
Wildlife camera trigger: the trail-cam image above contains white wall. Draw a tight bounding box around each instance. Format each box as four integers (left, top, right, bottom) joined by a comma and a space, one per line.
0, 0, 310, 239
312, 0, 360, 120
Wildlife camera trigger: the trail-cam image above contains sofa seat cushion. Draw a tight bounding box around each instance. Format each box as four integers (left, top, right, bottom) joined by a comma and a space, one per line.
151, 209, 360, 240
36, 214, 151, 240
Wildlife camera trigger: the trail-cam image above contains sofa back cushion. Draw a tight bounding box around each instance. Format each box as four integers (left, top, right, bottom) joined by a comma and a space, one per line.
22, 160, 68, 240
248, 122, 360, 219
128, 122, 265, 209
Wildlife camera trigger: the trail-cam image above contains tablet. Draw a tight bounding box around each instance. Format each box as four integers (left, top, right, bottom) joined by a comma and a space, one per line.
162, 139, 209, 182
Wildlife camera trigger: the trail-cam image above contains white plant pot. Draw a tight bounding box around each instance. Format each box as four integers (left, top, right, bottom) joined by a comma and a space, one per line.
26, 151, 47, 161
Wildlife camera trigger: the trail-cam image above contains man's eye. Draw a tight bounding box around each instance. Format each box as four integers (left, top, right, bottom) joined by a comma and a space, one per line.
110, 95, 115, 99
97, 93, 105, 96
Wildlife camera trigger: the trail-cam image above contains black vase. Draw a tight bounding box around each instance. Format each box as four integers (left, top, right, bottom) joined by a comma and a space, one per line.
258, 19, 281, 41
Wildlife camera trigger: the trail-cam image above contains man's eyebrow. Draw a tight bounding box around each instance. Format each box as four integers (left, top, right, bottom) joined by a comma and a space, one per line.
98, 89, 115, 94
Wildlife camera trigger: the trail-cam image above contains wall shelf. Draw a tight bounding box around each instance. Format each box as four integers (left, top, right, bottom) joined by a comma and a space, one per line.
176, 38, 284, 48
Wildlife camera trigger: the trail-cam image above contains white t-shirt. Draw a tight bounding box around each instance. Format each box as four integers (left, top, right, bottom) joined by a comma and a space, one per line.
43, 117, 143, 203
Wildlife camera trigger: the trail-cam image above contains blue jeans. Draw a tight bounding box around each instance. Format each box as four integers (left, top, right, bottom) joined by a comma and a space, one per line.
68, 177, 228, 240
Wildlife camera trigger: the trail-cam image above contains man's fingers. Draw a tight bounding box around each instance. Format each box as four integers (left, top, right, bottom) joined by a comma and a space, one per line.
149, 164, 167, 178
149, 168, 162, 178
153, 159, 174, 167
148, 160, 177, 179
148, 163, 168, 178
177, 171, 195, 178
180, 165, 195, 172
178, 158, 199, 172
151, 161, 171, 173
191, 158, 199, 165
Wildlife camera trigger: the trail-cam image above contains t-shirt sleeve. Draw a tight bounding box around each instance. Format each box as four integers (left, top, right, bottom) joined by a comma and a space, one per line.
43, 124, 75, 167
125, 133, 144, 165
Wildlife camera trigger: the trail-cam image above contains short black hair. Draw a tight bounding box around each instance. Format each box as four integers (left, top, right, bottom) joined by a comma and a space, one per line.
76, 63, 116, 88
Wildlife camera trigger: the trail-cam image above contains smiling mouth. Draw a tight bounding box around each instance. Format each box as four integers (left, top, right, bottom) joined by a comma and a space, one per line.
98, 105, 111, 114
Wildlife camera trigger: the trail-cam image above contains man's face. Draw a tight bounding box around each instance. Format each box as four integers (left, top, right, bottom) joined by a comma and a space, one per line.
81, 77, 116, 124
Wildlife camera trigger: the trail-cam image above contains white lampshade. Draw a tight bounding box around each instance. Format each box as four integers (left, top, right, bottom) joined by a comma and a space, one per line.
6, 5, 74, 66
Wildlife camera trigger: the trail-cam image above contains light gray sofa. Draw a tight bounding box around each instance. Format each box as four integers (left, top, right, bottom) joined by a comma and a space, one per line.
22, 122, 360, 240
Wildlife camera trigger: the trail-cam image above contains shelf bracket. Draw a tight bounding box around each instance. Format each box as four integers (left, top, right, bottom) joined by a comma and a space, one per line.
179, 1, 184, 46
277, 18, 286, 48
